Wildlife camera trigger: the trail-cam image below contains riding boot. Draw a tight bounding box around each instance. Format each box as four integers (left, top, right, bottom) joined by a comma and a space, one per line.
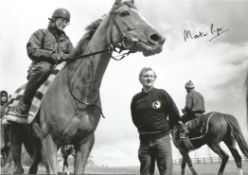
15, 64, 52, 117
179, 113, 194, 139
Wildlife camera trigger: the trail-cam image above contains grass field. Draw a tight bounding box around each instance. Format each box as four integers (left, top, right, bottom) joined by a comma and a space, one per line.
2, 161, 247, 174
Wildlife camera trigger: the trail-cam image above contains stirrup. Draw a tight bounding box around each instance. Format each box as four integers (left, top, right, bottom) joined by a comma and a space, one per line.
180, 133, 186, 139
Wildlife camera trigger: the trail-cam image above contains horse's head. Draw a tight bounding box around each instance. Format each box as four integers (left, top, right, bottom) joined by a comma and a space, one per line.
105, 0, 165, 56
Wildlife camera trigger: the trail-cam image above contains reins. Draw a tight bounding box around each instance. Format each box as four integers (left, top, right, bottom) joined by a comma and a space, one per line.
65, 47, 112, 62
66, 64, 106, 118
64, 7, 134, 118
65, 46, 130, 118
64, 42, 131, 63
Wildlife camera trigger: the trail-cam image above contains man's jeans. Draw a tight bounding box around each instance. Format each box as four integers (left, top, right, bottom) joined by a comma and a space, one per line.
138, 134, 172, 175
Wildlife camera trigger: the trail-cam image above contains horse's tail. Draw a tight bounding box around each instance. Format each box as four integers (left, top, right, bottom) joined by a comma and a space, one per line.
225, 115, 248, 158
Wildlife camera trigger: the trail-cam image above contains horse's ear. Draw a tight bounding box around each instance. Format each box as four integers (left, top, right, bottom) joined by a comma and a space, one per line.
129, 0, 134, 4
110, 0, 121, 12
114, 0, 134, 6
114, 0, 122, 6
110, 0, 134, 12
121, 0, 134, 3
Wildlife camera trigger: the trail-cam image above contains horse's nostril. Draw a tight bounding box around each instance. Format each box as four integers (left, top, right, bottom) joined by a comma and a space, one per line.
150, 33, 160, 41
149, 33, 165, 44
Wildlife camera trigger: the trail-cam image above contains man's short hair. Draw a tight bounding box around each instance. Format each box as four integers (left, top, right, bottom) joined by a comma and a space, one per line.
139, 67, 157, 80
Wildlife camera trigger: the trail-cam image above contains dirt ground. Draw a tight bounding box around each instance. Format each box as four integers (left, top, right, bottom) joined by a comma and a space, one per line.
2, 161, 247, 174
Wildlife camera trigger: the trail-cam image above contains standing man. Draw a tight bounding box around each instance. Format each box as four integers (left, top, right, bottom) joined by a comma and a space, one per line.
131, 67, 180, 175
13, 8, 74, 117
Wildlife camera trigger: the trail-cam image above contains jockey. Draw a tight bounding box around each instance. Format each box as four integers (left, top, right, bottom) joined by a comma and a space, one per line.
0, 90, 9, 117
180, 80, 205, 138
14, 8, 74, 117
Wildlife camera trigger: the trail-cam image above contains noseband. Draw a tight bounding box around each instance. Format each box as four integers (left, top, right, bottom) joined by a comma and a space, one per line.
107, 10, 137, 60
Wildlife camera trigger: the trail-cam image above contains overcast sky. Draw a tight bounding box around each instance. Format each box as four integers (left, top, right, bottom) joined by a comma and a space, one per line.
1, 0, 248, 167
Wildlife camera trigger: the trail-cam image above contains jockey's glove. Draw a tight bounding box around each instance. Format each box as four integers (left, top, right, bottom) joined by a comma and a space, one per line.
51, 52, 60, 64
60, 54, 71, 61
51, 52, 71, 64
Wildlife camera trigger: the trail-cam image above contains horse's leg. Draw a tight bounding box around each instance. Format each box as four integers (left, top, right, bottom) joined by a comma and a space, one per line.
179, 149, 197, 175
28, 149, 41, 174
2, 150, 13, 174
181, 158, 186, 175
74, 134, 95, 174
1, 124, 13, 173
10, 125, 24, 174
23, 136, 41, 174
41, 134, 57, 174
1, 147, 9, 168
224, 138, 243, 175
62, 155, 69, 173
62, 156, 66, 172
65, 157, 70, 175
208, 143, 229, 175
1, 125, 10, 158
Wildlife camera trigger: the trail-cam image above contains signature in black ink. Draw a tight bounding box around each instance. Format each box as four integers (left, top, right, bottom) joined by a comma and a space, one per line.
183, 23, 229, 42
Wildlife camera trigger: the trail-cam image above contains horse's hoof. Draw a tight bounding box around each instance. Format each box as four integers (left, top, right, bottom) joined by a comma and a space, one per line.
14, 169, 24, 174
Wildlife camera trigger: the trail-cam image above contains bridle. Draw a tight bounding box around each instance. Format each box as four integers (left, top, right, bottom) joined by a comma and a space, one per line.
66, 3, 136, 118
66, 5, 136, 62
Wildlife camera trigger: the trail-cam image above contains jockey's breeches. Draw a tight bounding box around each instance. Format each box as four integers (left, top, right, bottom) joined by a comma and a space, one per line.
22, 63, 54, 106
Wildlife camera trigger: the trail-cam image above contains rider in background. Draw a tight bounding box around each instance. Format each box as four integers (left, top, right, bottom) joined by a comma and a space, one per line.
0, 90, 9, 118
1, 90, 11, 164
180, 80, 205, 138
13, 8, 73, 117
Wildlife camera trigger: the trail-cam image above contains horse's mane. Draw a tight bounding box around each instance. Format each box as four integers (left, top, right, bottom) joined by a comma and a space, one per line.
71, 18, 103, 58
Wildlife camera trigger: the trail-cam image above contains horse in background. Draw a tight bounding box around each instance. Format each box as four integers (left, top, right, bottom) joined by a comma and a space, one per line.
1, 124, 12, 173
172, 112, 248, 175
9, 0, 165, 174
1, 98, 15, 173
60, 145, 75, 174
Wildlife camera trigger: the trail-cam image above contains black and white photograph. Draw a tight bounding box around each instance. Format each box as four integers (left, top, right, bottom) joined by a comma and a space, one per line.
1, 0, 248, 174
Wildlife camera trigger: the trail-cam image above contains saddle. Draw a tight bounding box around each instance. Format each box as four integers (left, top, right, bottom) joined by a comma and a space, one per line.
173, 114, 214, 150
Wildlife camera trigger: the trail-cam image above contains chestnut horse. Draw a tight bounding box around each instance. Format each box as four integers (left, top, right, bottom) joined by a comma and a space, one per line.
61, 145, 75, 174
9, 0, 165, 174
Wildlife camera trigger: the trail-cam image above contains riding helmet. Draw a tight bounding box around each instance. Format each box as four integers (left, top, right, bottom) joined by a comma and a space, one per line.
185, 80, 195, 89
51, 8, 70, 22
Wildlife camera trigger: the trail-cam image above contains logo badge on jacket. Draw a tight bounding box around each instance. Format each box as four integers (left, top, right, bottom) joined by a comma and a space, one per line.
152, 100, 161, 109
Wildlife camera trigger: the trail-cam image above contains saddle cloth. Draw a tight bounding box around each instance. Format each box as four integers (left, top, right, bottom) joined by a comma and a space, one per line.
182, 113, 214, 150
172, 113, 214, 150
1, 62, 66, 124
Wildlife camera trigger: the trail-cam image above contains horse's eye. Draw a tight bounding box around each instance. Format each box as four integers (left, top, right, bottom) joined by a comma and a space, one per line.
120, 11, 130, 17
